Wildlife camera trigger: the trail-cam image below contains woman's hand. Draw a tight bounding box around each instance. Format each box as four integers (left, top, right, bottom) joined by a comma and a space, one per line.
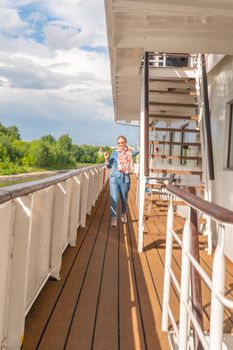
104, 151, 109, 159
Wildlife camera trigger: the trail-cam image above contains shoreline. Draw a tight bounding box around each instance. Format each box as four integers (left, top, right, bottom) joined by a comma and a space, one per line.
0, 170, 66, 184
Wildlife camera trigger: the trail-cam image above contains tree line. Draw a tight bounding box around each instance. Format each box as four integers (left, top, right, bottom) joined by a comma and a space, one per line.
0, 123, 111, 175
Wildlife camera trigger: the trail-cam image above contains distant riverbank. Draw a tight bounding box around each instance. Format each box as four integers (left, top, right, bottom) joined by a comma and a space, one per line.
0, 164, 96, 187
0, 170, 66, 187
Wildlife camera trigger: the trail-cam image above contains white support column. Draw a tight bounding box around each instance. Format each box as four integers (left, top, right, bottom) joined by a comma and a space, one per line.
0, 201, 14, 348
26, 190, 47, 309
80, 172, 89, 228
162, 200, 174, 331
6, 196, 32, 350
100, 167, 104, 192
138, 174, 145, 253
138, 64, 146, 253
197, 54, 213, 254
93, 168, 99, 205
209, 224, 225, 350
97, 168, 102, 195
69, 175, 81, 247
87, 169, 94, 215
61, 179, 72, 249
50, 183, 66, 280
206, 216, 212, 255
40, 186, 54, 279
179, 213, 192, 350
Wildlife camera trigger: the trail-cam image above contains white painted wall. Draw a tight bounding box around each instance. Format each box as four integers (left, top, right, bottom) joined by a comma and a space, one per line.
206, 54, 225, 73
207, 55, 233, 260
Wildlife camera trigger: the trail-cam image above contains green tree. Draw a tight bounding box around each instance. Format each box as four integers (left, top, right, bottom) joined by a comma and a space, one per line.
28, 140, 51, 167
0, 122, 9, 135
41, 134, 56, 144
58, 134, 73, 152
50, 143, 76, 167
7, 125, 21, 140
0, 134, 19, 163
0, 144, 10, 162
0, 121, 113, 175
12, 140, 30, 165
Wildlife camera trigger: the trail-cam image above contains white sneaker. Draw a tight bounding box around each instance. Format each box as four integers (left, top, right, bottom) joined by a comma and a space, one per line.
121, 213, 127, 223
111, 217, 117, 227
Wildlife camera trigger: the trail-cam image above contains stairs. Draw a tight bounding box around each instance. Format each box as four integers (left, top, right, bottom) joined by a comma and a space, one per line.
144, 53, 205, 219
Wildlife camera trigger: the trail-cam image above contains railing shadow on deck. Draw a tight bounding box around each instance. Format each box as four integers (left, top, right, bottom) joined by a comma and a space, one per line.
222, 282, 233, 334
125, 209, 165, 349
144, 219, 206, 252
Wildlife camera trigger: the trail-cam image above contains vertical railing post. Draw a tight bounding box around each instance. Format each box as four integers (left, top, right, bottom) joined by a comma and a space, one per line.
50, 183, 66, 280
138, 52, 148, 253
188, 188, 204, 350
80, 172, 89, 228
201, 54, 214, 181
6, 196, 32, 349
179, 212, 192, 350
162, 199, 174, 331
0, 201, 14, 347
144, 51, 149, 177
102, 166, 106, 187
205, 216, 212, 255
138, 175, 145, 253
209, 224, 225, 350
69, 175, 81, 247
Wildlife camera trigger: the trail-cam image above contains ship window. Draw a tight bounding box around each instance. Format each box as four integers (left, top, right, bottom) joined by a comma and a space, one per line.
227, 105, 233, 169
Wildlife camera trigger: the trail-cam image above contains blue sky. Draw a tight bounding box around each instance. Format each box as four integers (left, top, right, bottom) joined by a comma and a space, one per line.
0, 0, 138, 146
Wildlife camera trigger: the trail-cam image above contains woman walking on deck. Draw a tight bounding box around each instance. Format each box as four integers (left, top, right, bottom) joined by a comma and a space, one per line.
104, 136, 138, 227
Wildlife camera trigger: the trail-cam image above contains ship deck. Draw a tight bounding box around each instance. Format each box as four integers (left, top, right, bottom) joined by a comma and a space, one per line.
23, 177, 233, 350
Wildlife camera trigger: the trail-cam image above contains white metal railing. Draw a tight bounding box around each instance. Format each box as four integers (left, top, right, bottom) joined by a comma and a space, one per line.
162, 185, 233, 350
0, 165, 109, 349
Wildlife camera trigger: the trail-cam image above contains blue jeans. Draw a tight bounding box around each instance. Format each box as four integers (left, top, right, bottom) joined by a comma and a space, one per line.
110, 171, 131, 218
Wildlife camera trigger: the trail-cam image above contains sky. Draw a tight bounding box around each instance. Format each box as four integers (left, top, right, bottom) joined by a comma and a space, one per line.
0, 0, 138, 146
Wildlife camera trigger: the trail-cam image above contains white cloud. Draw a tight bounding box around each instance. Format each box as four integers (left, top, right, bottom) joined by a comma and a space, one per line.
0, 1, 138, 145
0, 8, 26, 34
43, 24, 81, 50
44, 0, 107, 47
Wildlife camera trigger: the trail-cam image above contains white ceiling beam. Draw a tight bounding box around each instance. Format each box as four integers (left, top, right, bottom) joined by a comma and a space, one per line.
115, 33, 233, 55
113, 0, 233, 17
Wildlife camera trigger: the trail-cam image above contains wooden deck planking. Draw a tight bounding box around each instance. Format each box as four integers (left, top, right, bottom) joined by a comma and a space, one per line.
92, 222, 119, 349
64, 194, 111, 349
129, 187, 169, 349
118, 221, 146, 350
41, 190, 109, 350
23, 176, 233, 349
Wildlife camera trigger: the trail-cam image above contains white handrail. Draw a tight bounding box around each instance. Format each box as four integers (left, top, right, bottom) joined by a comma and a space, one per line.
170, 227, 213, 290
162, 192, 233, 350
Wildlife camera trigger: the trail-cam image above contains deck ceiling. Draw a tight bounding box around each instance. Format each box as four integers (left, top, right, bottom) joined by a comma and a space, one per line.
105, 0, 233, 122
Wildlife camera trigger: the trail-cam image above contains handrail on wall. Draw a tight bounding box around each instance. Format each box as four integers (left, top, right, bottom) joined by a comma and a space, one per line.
166, 184, 233, 225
